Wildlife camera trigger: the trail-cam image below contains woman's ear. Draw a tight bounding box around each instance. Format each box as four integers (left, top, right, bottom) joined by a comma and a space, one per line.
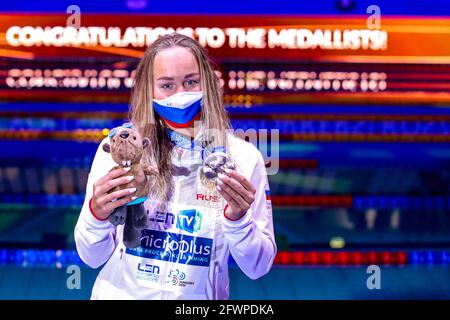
142, 137, 150, 149
103, 143, 111, 153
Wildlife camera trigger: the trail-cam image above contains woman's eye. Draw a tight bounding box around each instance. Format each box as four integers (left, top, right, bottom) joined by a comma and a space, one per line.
161, 83, 174, 90
184, 79, 199, 87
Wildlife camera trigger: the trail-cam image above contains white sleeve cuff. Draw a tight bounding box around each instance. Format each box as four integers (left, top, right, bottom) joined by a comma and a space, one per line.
221, 206, 253, 233
82, 199, 115, 231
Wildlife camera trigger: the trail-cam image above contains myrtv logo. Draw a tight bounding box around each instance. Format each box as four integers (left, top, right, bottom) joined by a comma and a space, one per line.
149, 208, 203, 233
176, 209, 202, 233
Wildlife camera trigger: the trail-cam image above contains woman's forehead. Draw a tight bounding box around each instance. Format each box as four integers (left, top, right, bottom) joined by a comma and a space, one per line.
153, 46, 199, 79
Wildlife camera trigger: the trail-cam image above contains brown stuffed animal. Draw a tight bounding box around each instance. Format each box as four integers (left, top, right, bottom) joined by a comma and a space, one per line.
102, 122, 158, 248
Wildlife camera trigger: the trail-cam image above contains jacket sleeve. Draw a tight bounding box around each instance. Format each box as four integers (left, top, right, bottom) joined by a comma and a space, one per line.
222, 149, 277, 280
74, 137, 118, 269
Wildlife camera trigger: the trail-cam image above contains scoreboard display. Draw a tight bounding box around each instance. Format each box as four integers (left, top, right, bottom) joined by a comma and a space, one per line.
1, 14, 449, 104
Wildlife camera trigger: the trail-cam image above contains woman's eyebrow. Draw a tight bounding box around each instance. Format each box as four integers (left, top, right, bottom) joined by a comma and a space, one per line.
156, 76, 174, 81
156, 73, 199, 81
184, 73, 200, 79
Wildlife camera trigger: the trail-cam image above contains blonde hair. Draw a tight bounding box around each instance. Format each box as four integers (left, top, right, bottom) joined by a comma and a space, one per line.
128, 32, 232, 204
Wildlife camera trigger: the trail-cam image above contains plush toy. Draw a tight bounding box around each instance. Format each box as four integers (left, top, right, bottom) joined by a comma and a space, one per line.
102, 122, 158, 248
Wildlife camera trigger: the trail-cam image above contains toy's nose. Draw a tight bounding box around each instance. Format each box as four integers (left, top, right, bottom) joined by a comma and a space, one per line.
120, 131, 129, 139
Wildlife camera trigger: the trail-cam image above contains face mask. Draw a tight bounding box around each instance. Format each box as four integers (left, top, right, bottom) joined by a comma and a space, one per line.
153, 91, 203, 128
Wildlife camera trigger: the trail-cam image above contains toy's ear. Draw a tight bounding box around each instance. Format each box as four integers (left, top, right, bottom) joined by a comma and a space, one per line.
103, 143, 111, 153
142, 137, 150, 149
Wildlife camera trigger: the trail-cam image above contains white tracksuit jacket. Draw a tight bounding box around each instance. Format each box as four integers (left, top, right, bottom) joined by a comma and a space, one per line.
74, 128, 276, 300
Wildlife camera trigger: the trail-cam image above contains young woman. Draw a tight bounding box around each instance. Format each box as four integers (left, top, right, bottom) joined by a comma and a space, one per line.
74, 33, 276, 300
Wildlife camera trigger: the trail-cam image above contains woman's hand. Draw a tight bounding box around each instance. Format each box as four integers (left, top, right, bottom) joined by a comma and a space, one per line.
216, 169, 256, 221
90, 167, 137, 221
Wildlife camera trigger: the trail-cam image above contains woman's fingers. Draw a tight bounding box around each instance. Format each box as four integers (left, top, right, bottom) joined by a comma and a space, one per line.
217, 178, 249, 210
218, 173, 255, 204
98, 187, 137, 205
90, 167, 135, 220
103, 195, 136, 215
94, 167, 130, 189
95, 175, 135, 197
216, 183, 246, 213
224, 169, 256, 194
215, 169, 258, 219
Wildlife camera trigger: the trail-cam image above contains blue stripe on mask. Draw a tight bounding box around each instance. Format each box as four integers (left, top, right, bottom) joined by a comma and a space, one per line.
153, 98, 202, 126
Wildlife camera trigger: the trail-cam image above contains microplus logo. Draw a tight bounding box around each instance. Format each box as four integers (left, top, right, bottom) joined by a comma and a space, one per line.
176, 209, 202, 233
126, 230, 213, 267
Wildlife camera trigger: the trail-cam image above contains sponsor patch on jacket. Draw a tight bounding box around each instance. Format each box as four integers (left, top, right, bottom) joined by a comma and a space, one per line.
126, 229, 213, 267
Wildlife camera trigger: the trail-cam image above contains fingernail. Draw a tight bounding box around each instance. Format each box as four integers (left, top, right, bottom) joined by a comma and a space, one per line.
123, 167, 131, 172
129, 187, 137, 193
224, 168, 232, 174
131, 196, 137, 201
218, 173, 226, 180
217, 185, 222, 191
126, 176, 134, 181
217, 179, 223, 186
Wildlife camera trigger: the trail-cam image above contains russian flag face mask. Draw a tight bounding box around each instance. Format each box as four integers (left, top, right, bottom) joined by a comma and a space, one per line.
153, 91, 203, 128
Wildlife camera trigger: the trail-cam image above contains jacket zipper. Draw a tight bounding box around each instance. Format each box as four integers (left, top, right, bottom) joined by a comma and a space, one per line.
173, 148, 182, 203
160, 148, 182, 300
